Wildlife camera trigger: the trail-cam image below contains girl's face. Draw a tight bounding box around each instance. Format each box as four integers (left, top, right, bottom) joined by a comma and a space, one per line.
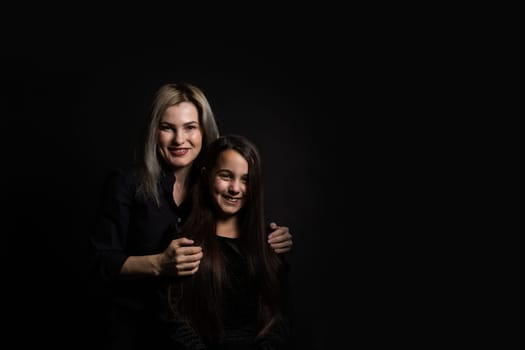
157, 102, 202, 170
209, 149, 248, 216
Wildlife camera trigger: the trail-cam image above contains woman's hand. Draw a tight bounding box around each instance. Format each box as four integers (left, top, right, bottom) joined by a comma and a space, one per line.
267, 222, 293, 254
159, 237, 203, 276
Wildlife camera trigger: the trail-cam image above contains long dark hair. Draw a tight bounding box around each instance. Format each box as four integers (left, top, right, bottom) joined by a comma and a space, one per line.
168, 135, 285, 340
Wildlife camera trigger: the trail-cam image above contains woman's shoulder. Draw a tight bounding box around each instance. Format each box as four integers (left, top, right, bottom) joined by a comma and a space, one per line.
102, 165, 142, 191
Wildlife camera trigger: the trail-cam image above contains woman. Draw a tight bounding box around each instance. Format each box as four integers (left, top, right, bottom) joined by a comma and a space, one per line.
166, 135, 290, 349
89, 83, 293, 349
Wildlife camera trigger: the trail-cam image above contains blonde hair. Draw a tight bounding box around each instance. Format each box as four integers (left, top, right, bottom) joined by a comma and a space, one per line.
138, 82, 219, 206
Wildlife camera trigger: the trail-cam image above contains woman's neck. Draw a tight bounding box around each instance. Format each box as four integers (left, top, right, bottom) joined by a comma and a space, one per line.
172, 166, 191, 206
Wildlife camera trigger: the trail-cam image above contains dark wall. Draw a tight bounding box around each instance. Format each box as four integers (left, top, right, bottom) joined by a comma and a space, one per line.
2, 41, 350, 349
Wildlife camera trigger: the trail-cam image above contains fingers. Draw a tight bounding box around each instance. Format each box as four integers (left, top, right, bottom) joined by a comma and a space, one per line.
268, 224, 291, 243
269, 238, 293, 253
175, 260, 201, 276
172, 248, 203, 264
269, 238, 293, 249
164, 237, 204, 276
273, 247, 292, 254
169, 238, 202, 262
268, 231, 291, 244
171, 237, 195, 248
267, 223, 293, 254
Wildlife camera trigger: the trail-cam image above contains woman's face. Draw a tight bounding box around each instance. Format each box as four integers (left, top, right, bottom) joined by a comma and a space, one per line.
209, 149, 248, 216
157, 102, 203, 170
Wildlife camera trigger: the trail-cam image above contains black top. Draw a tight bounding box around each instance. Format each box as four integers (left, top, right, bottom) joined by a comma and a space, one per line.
90, 167, 189, 280
88, 166, 189, 349
219, 236, 258, 331
168, 236, 289, 350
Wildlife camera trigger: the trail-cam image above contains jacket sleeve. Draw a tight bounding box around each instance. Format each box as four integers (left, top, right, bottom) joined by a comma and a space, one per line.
89, 169, 134, 283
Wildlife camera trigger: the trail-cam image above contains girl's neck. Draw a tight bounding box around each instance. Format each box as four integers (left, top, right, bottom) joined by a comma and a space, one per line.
216, 217, 239, 238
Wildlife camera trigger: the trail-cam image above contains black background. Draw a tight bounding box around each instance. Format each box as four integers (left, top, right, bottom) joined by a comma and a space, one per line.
1, 38, 357, 349
1, 31, 422, 347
